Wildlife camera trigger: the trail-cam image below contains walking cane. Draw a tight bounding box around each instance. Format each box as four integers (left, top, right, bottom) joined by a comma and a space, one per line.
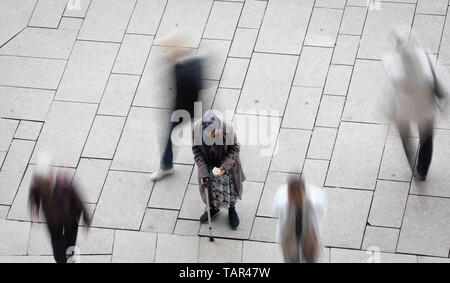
203, 177, 214, 242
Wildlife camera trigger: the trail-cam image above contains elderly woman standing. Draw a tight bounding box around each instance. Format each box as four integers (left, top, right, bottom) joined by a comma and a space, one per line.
192, 113, 245, 230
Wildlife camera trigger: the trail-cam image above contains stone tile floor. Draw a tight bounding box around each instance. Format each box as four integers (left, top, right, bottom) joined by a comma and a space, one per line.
0, 0, 450, 263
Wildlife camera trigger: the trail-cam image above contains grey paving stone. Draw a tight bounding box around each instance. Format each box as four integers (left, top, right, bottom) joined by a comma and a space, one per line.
74, 158, 111, 204
304, 8, 342, 47
282, 87, 322, 130
55, 41, 119, 103
322, 188, 373, 249
28, 0, 67, 28
332, 34, 360, 65
232, 114, 281, 182
301, 159, 329, 187
0, 139, 35, 205
307, 127, 337, 160
0, 219, 30, 256
78, 0, 136, 42
270, 128, 311, 173
0, 256, 54, 263
255, 0, 314, 55
229, 28, 258, 58
113, 34, 153, 75
0, 171, 23, 206
0, 56, 66, 90
92, 170, 153, 230
326, 122, 387, 190
342, 60, 391, 124
250, 217, 277, 243
324, 65, 353, 96
0, 119, 18, 151
339, 6, 367, 35
112, 230, 157, 263
379, 135, 418, 182
198, 39, 231, 81
346, 0, 370, 6
14, 121, 43, 141
63, 0, 91, 18
31, 101, 97, 167
410, 130, 450, 198
368, 180, 409, 228
111, 107, 171, 172
330, 248, 417, 263
362, 226, 399, 253
127, 0, 166, 35
416, 0, 448, 15
236, 52, 298, 116
98, 74, 140, 117
0, 0, 36, 47
0, 152, 5, 168
211, 88, 240, 119
316, 95, 345, 128
82, 115, 126, 159
80, 255, 112, 263
0, 205, 9, 219
199, 181, 263, 240
294, 46, 333, 88
155, 233, 199, 263
155, 0, 213, 48
358, 2, 415, 60
238, 0, 267, 29
397, 195, 450, 257
204, 1, 242, 40
418, 256, 450, 263
219, 58, 249, 89
141, 208, 178, 233
412, 14, 445, 54
27, 223, 57, 255
315, 0, 346, 9
0, 27, 77, 59
179, 184, 204, 221
148, 164, 191, 210
174, 219, 200, 236
199, 237, 242, 263
258, 171, 299, 218
73, 227, 115, 255
1, 139, 34, 173
59, 17, 84, 31
242, 241, 283, 263
439, 16, 450, 65
0, 86, 53, 121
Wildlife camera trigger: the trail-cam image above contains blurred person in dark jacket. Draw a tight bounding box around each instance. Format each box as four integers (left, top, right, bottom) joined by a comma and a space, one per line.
29, 153, 90, 263
151, 35, 204, 181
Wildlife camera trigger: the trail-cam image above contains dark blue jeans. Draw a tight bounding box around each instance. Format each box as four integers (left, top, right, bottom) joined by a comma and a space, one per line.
161, 121, 183, 170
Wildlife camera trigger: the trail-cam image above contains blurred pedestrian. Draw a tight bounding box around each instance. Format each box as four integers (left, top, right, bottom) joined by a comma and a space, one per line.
192, 113, 245, 230
151, 35, 204, 181
383, 30, 450, 180
273, 177, 326, 263
29, 153, 91, 263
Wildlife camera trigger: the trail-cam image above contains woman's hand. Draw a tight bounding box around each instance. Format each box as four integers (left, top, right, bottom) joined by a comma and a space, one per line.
219, 167, 226, 176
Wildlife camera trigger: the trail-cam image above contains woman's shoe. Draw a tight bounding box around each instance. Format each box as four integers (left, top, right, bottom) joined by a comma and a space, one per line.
228, 207, 240, 230
200, 208, 220, 223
